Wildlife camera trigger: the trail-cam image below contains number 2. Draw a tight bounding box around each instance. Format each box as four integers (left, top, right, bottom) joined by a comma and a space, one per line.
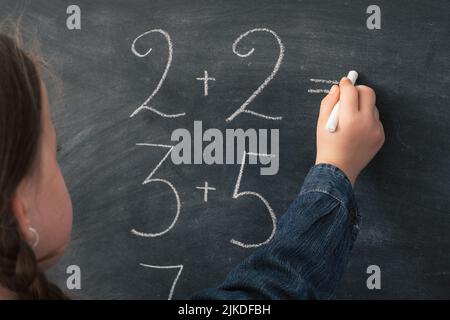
130, 29, 185, 118
226, 28, 284, 122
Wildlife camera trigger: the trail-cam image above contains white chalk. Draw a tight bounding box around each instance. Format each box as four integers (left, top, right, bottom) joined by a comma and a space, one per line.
325, 70, 358, 133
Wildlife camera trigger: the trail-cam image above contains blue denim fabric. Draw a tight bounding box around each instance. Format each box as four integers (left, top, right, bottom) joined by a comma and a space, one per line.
191, 164, 361, 300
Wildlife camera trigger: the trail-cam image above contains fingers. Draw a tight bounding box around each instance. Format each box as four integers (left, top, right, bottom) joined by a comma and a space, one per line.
356, 85, 376, 116
377, 121, 385, 147
339, 77, 359, 116
318, 84, 340, 127
379, 121, 385, 139
374, 106, 379, 120
318, 78, 380, 134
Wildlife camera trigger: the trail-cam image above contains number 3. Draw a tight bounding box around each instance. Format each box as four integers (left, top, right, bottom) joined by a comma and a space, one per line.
131, 143, 181, 238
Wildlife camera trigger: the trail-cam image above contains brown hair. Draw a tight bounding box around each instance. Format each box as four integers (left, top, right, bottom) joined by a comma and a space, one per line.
0, 33, 68, 299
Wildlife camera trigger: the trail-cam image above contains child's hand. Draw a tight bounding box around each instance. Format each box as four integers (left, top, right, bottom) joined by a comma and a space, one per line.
315, 77, 385, 186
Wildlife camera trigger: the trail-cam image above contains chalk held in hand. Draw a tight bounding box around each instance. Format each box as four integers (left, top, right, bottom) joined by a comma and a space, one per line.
326, 70, 359, 133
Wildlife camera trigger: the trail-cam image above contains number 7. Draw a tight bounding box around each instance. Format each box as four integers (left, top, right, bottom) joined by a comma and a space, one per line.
140, 263, 183, 300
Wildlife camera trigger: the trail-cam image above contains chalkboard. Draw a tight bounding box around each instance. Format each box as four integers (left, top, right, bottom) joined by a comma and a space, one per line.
1, 0, 449, 299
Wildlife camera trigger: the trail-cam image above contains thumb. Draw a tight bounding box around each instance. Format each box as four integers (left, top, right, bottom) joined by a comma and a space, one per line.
318, 85, 340, 127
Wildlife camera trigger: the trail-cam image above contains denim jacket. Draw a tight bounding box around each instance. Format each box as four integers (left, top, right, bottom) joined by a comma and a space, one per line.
191, 164, 361, 300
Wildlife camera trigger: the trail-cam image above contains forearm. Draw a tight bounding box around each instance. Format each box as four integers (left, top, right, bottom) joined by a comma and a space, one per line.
191, 164, 360, 300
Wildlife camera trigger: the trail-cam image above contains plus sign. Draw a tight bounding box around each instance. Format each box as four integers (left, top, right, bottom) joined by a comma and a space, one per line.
196, 70, 216, 96
195, 181, 216, 203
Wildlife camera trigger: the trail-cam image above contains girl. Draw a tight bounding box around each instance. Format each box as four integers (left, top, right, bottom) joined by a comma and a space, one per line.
0, 33, 384, 300
0, 33, 72, 299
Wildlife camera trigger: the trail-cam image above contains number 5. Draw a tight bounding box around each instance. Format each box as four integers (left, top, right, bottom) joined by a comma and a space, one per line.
230, 151, 277, 248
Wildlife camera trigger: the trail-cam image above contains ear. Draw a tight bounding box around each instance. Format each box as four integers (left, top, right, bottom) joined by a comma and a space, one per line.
10, 191, 34, 246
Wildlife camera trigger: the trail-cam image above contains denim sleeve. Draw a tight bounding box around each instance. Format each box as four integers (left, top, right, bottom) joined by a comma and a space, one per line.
191, 164, 361, 300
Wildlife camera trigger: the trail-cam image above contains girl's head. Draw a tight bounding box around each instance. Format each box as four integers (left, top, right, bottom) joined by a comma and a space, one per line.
0, 33, 72, 299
